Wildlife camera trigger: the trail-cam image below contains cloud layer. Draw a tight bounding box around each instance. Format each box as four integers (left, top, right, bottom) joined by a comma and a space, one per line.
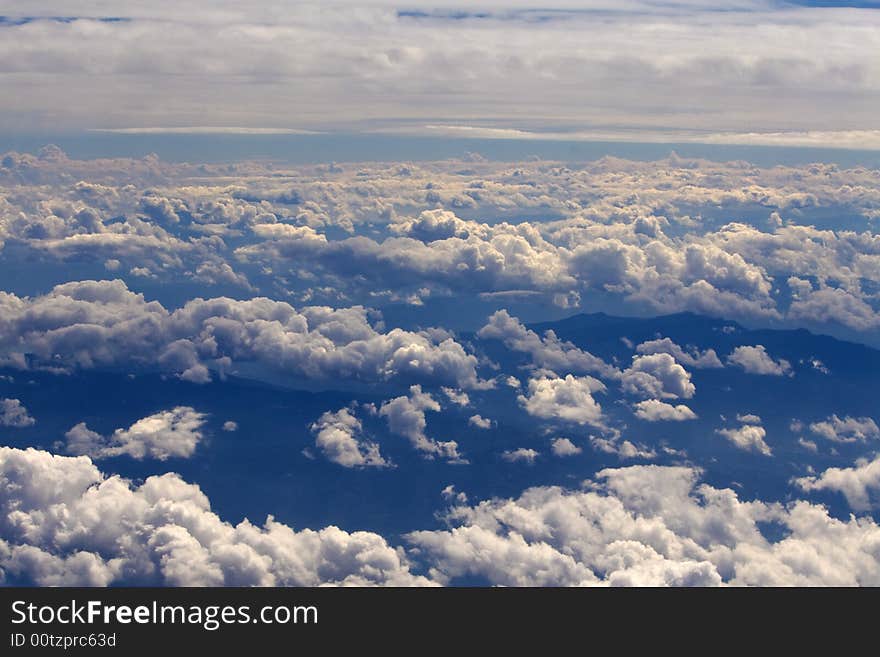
0, 280, 482, 388
0, 447, 430, 586
0, 2, 877, 142
409, 464, 880, 586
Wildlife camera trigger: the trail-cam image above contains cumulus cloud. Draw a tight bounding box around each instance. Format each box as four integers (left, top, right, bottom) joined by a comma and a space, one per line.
788, 287, 880, 333
809, 415, 880, 444
310, 408, 390, 469
441, 485, 468, 505
590, 436, 657, 461
239, 216, 573, 303
799, 438, 819, 453
501, 448, 539, 465
621, 354, 695, 400
64, 407, 206, 461
441, 387, 470, 407
633, 400, 697, 422
550, 437, 582, 457
7, 446, 880, 587
0, 398, 35, 427
518, 375, 605, 426
635, 338, 722, 369
408, 464, 880, 586
468, 415, 493, 430
379, 386, 463, 461
716, 424, 772, 456
727, 345, 792, 376
478, 310, 618, 379
795, 455, 880, 512
0, 447, 430, 586
0, 280, 483, 388
6, 154, 880, 339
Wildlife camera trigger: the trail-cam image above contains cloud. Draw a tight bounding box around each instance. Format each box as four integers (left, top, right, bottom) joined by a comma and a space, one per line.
635, 338, 722, 369
0, 447, 431, 586
809, 415, 880, 443
441, 387, 470, 407
239, 218, 574, 304
621, 354, 695, 400
501, 448, 539, 465
379, 385, 463, 461
6, 445, 880, 586
590, 436, 657, 461
408, 464, 880, 586
310, 407, 390, 469
222, 421, 238, 432
478, 310, 618, 379
93, 127, 322, 135
0, 3, 878, 145
727, 345, 792, 376
407, 125, 880, 151
716, 424, 773, 456
0, 279, 483, 389
468, 415, 493, 430
550, 437, 582, 457
63, 407, 206, 461
799, 438, 819, 453
0, 398, 35, 427
633, 400, 697, 422
517, 375, 605, 426
441, 485, 467, 505
795, 455, 880, 511
7, 155, 880, 341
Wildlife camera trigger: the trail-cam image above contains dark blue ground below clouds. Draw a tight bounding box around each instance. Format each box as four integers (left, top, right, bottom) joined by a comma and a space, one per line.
1, 311, 877, 548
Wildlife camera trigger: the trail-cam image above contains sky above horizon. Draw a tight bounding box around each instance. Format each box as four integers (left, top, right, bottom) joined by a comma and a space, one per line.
1, 1, 879, 150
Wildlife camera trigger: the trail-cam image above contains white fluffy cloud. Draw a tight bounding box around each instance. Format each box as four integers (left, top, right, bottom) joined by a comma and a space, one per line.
478, 310, 618, 379
796, 455, 880, 512
727, 345, 792, 376
550, 437, 582, 457
379, 386, 463, 461
590, 436, 657, 461
0, 398, 35, 428
6, 155, 880, 340
407, 464, 880, 586
0, 280, 483, 389
501, 448, 539, 465
518, 375, 605, 426
310, 408, 390, 469
633, 400, 697, 422
809, 415, 880, 444
441, 387, 470, 407
636, 338, 722, 369
621, 354, 695, 400
468, 415, 493, 430
716, 424, 773, 456
7, 446, 880, 587
0, 447, 432, 586
64, 407, 206, 461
